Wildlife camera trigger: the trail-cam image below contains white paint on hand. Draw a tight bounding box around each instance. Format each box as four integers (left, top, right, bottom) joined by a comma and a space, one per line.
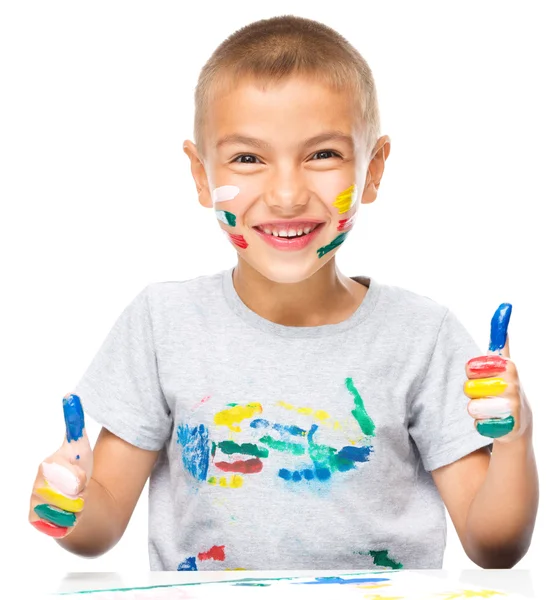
469, 396, 512, 420
42, 461, 80, 497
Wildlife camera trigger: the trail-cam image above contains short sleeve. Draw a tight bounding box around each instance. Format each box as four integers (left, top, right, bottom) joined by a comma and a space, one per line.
72, 285, 171, 451
408, 309, 493, 472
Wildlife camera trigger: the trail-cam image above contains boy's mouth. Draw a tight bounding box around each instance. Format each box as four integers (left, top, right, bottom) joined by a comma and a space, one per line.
253, 221, 324, 239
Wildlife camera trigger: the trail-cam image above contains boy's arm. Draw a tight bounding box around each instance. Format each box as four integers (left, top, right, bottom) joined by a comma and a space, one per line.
57, 427, 159, 557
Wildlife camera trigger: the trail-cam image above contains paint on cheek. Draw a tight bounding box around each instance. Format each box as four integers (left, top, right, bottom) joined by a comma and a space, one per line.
62, 394, 85, 443
317, 232, 348, 258
337, 214, 356, 231
332, 184, 357, 214
212, 185, 240, 204
31, 519, 69, 538
469, 396, 512, 419
464, 377, 508, 399
215, 210, 237, 227
467, 355, 508, 376
227, 232, 248, 249
34, 504, 77, 528
476, 415, 515, 438
489, 302, 512, 352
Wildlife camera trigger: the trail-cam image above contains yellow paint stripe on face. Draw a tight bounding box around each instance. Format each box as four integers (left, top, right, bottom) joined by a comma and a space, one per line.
333, 184, 356, 214
464, 377, 508, 399
35, 486, 84, 513
214, 403, 263, 432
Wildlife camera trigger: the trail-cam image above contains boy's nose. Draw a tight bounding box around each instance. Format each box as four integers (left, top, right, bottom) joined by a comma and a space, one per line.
264, 169, 310, 213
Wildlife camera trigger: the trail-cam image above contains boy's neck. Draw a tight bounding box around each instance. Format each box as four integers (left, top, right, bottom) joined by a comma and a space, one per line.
232, 259, 368, 327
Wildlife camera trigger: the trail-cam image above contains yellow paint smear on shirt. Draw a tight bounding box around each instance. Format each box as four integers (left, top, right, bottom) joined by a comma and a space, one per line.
35, 486, 84, 513
333, 184, 356, 214
464, 378, 508, 399
208, 475, 243, 488
276, 401, 340, 429
214, 403, 263, 432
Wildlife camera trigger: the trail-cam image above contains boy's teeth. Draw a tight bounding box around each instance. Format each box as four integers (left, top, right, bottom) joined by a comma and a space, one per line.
303, 227, 311, 234
259, 223, 320, 237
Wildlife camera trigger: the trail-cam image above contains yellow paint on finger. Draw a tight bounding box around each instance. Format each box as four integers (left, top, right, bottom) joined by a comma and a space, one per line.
333, 184, 357, 214
35, 486, 84, 513
214, 403, 263, 432
464, 377, 508, 399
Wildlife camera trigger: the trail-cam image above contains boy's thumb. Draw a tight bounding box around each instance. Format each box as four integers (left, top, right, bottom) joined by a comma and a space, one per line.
488, 303, 512, 358
62, 393, 93, 478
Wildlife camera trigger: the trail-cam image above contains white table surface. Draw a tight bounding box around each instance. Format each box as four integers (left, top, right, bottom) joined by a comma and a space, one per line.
14, 568, 555, 598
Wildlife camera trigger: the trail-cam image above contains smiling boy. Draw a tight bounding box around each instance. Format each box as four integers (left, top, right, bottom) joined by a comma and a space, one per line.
29, 15, 538, 570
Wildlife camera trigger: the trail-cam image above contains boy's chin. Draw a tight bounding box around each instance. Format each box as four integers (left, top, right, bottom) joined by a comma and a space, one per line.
245, 256, 329, 285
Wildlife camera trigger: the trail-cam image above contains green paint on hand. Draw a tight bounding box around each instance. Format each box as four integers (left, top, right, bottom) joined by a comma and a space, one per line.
259, 435, 306, 455
369, 550, 403, 569
218, 440, 269, 458
34, 503, 76, 528
346, 377, 376, 436
317, 232, 349, 258
215, 210, 237, 227
476, 416, 515, 438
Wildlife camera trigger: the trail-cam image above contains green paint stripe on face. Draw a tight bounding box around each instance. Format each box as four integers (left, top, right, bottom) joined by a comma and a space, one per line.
218, 441, 269, 458
346, 377, 376, 436
317, 232, 349, 258
259, 435, 306, 455
476, 416, 515, 438
215, 210, 237, 227
34, 503, 76, 528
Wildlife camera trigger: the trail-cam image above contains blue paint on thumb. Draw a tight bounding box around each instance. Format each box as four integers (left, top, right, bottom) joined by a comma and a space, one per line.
489, 303, 512, 352
63, 394, 85, 443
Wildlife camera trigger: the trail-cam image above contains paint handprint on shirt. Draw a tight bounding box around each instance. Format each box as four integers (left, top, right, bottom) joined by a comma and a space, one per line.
176, 377, 376, 488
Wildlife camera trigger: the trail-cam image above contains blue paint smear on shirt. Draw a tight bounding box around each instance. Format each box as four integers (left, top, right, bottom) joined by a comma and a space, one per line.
177, 556, 197, 571
63, 394, 85, 442
177, 424, 210, 481
250, 419, 306, 437
337, 445, 372, 462
489, 302, 512, 352
301, 576, 391, 585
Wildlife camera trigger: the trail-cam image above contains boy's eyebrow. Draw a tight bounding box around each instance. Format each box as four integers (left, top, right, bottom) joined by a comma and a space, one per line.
216, 131, 354, 150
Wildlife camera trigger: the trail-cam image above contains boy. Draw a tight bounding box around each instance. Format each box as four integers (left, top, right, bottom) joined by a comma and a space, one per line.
28, 15, 538, 570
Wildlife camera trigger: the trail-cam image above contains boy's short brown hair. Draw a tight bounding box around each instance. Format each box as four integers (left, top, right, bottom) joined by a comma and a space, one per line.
194, 15, 380, 155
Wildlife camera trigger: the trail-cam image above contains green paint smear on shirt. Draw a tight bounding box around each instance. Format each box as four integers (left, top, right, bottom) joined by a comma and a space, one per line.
215, 210, 237, 227
259, 435, 306, 455
346, 377, 376, 436
218, 440, 269, 458
317, 232, 348, 258
367, 550, 403, 569
476, 415, 515, 438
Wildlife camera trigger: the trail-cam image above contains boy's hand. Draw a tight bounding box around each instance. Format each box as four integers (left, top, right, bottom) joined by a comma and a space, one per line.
28, 394, 93, 538
464, 303, 532, 442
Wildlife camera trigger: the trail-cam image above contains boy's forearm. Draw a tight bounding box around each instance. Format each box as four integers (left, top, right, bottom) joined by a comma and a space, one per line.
56, 477, 123, 558
464, 427, 538, 568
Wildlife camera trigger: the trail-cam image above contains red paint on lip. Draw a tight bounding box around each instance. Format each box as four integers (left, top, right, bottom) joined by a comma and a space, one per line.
215, 458, 263, 474
254, 223, 324, 251
198, 545, 226, 561
31, 519, 68, 538
337, 214, 356, 231
467, 355, 508, 376
227, 233, 248, 249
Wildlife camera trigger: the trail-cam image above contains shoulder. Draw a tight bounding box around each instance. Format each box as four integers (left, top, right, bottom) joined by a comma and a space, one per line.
143, 270, 226, 308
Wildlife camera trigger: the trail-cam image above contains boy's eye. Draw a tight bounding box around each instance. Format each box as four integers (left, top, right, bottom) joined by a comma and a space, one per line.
233, 154, 260, 164
312, 150, 340, 160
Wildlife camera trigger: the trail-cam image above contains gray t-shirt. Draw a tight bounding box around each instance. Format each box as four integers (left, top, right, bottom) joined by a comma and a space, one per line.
73, 267, 492, 571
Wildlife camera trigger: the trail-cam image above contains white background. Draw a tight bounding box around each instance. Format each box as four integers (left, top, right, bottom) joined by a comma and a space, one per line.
1, 0, 558, 575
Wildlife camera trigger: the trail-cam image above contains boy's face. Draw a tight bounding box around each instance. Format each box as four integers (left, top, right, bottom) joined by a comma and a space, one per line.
184, 75, 390, 284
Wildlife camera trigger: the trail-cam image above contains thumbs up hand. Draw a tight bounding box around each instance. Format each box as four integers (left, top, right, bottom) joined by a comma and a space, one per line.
464, 304, 532, 441
28, 394, 93, 538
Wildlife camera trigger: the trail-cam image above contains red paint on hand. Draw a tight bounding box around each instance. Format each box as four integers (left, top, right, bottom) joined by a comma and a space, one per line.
215, 458, 263, 474
31, 519, 68, 538
467, 354, 508, 376
198, 545, 226, 561
228, 233, 248, 249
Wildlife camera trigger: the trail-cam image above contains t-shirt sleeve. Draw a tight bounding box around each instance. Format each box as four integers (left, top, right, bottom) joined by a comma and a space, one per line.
72, 285, 171, 451
408, 308, 493, 472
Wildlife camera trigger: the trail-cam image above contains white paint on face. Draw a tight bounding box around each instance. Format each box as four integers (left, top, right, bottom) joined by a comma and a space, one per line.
469, 396, 512, 420
42, 461, 80, 497
212, 185, 240, 204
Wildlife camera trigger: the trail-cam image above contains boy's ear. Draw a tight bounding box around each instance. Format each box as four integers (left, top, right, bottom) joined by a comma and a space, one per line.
183, 140, 213, 208
362, 135, 391, 205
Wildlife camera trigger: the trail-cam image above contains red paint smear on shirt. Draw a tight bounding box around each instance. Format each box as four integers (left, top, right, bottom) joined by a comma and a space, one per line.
31, 519, 68, 538
467, 355, 508, 376
228, 233, 248, 249
198, 545, 226, 561
337, 214, 356, 231
215, 457, 263, 474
